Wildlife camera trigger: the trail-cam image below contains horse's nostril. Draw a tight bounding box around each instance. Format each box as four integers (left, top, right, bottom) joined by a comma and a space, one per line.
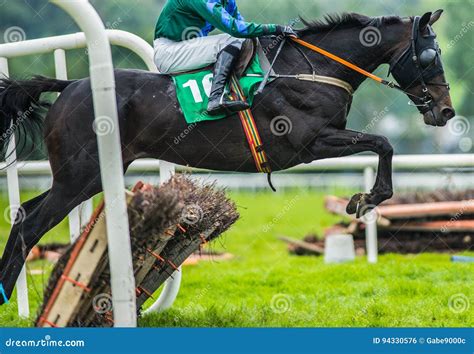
441, 107, 455, 119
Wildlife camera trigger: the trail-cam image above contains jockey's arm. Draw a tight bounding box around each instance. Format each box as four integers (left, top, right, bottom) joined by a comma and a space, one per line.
188, 0, 278, 38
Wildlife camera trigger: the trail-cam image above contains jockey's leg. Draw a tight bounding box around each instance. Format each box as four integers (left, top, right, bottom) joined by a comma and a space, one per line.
154, 34, 243, 74
207, 39, 249, 115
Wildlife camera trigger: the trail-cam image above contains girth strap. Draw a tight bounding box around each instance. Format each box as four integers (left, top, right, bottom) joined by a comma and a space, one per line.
229, 75, 272, 176
245, 72, 354, 95
295, 74, 354, 95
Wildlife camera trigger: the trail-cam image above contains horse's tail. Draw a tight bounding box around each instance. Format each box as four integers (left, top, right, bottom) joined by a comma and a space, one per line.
0, 76, 76, 158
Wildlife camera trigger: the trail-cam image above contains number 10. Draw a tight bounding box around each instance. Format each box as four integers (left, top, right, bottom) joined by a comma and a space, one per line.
182, 73, 213, 103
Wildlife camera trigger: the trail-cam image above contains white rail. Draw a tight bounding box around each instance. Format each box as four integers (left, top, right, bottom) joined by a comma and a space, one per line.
1, 154, 471, 175
0, 30, 155, 68
3, 154, 472, 268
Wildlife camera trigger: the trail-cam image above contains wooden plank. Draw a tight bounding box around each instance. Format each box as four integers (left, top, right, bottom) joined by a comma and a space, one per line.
134, 225, 177, 285
136, 227, 217, 309
324, 196, 391, 226
278, 236, 324, 254
377, 200, 474, 219
385, 219, 474, 232
324, 196, 350, 217
41, 209, 108, 327
325, 196, 474, 220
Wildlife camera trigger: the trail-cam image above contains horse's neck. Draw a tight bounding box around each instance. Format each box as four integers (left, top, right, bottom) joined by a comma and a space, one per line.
279, 24, 409, 91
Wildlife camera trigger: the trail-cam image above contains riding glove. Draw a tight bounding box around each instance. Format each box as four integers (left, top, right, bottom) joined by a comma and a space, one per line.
275, 25, 298, 38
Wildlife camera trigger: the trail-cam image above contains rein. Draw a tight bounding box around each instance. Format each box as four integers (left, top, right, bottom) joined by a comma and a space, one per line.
291, 37, 389, 86
289, 37, 418, 98
257, 36, 417, 99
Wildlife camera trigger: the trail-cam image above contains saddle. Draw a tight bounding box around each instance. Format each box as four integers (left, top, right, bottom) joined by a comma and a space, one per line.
234, 38, 259, 77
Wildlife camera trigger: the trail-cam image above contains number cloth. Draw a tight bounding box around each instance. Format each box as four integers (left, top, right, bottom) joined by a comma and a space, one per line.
172, 56, 265, 124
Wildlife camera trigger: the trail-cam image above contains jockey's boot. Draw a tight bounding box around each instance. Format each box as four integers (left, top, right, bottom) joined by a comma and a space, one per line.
207, 42, 250, 116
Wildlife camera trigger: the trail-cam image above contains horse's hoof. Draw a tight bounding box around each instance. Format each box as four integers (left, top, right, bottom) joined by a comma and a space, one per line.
346, 193, 364, 215
356, 202, 375, 219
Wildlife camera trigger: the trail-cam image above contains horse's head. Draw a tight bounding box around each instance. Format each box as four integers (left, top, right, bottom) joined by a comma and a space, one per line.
389, 10, 454, 127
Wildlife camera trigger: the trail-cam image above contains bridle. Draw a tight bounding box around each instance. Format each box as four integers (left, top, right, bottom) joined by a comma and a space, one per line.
388, 16, 450, 114
261, 16, 450, 115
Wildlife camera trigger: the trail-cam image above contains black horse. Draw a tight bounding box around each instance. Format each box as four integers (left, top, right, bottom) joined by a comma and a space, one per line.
0, 11, 454, 304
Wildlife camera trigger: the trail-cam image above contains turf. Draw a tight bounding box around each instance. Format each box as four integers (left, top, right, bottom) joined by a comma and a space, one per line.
0, 189, 472, 327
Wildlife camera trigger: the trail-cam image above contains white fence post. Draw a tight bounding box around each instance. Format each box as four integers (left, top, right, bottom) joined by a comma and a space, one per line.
51, 0, 136, 327
142, 160, 181, 315
53, 48, 92, 242
364, 167, 378, 264
54, 48, 79, 242
0, 57, 30, 318
159, 161, 175, 183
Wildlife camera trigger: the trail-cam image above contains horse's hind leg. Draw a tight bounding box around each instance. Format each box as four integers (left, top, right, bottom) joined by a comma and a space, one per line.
0, 190, 49, 267
0, 175, 102, 304
0, 190, 50, 300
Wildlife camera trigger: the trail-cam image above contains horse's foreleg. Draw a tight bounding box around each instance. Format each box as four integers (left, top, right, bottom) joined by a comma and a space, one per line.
310, 129, 393, 216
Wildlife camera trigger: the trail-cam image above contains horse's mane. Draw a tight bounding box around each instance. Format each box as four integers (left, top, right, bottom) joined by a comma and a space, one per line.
299, 12, 403, 34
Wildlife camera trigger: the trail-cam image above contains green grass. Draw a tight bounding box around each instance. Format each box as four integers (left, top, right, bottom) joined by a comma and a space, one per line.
0, 189, 472, 327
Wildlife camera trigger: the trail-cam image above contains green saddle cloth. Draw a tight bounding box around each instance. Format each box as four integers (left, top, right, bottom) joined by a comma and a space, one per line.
172, 56, 265, 124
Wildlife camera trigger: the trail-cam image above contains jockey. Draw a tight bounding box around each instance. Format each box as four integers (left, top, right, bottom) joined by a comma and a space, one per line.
154, 0, 297, 115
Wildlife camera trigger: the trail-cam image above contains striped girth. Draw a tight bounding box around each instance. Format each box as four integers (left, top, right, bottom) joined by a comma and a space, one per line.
229, 75, 271, 174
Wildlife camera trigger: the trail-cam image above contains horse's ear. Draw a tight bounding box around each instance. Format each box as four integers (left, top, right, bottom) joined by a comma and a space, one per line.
429, 9, 443, 25
419, 12, 432, 31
